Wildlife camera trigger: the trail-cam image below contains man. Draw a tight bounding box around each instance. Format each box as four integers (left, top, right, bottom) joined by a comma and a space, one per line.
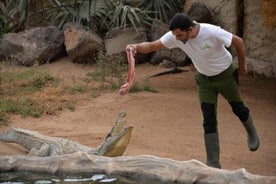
126, 13, 260, 168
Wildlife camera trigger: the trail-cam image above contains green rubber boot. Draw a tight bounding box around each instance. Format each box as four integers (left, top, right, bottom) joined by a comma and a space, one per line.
204, 133, 221, 168
242, 115, 260, 151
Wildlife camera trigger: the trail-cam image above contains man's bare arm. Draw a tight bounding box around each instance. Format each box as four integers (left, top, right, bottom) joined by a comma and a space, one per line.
231, 35, 246, 76
126, 40, 165, 55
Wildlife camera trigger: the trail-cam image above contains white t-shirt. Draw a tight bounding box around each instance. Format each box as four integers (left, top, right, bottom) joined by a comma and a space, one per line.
160, 23, 233, 76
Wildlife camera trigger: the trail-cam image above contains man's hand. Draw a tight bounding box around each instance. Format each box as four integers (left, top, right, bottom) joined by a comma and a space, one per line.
238, 67, 247, 76
126, 44, 137, 57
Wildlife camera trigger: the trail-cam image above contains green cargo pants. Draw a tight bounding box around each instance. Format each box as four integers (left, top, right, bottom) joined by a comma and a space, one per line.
195, 63, 250, 134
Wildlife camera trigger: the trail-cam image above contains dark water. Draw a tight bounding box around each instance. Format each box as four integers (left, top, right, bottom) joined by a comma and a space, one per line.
0, 172, 138, 184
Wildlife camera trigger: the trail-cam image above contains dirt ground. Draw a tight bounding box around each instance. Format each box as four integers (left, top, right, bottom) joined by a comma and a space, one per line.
0, 57, 275, 177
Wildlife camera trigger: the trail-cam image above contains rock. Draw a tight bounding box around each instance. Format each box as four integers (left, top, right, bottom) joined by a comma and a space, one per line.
186, 0, 237, 33
0, 45, 5, 61
187, 2, 218, 25
0, 26, 66, 66
62, 22, 86, 31
105, 27, 149, 64
243, 0, 276, 77
63, 28, 103, 64
159, 59, 176, 68
246, 57, 276, 78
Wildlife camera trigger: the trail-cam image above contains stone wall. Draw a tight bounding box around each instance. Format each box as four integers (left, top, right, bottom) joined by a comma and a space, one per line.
185, 0, 276, 78
185, 0, 238, 34
243, 0, 276, 77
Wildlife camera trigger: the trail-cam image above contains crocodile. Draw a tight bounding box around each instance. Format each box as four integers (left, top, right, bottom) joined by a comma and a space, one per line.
0, 110, 133, 157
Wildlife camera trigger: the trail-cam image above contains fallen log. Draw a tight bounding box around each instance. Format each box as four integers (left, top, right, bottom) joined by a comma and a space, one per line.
0, 152, 275, 184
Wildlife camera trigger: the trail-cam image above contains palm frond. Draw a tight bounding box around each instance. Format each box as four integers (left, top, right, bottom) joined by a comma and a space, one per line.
1, 0, 184, 36
107, 1, 152, 32
18, 0, 30, 27
139, 0, 185, 23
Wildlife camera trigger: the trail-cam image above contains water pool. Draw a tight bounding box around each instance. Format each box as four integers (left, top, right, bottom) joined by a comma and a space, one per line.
0, 172, 133, 184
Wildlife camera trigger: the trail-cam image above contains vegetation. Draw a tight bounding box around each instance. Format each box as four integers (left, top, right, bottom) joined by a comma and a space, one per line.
0, 0, 185, 37
0, 0, 181, 124
0, 49, 157, 125
0, 66, 72, 125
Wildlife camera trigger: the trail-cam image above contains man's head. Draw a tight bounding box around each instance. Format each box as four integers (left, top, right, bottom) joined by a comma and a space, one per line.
169, 13, 196, 44
169, 13, 195, 31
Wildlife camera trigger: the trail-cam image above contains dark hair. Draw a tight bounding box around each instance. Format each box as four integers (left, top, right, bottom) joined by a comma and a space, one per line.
169, 13, 195, 31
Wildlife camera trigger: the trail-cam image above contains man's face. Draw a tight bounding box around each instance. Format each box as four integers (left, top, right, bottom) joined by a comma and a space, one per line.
172, 28, 190, 44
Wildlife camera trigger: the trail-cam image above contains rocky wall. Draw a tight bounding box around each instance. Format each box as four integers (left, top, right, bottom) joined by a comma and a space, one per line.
185, 0, 276, 78
243, 0, 276, 77
185, 0, 238, 33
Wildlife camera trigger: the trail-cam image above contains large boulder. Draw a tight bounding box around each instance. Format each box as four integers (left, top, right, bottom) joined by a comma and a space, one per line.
62, 22, 87, 31
185, 0, 237, 33
187, 2, 219, 25
63, 28, 103, 64
0, 26, 66, 66
104, 27, 149, 64
0, 43, 5, 61
243, 57, 276, 77
243, 0, 276, 78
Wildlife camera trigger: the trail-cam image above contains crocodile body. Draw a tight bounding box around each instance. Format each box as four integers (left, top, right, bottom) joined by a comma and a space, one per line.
0, 110, 133, 157
0, 128, 98, 156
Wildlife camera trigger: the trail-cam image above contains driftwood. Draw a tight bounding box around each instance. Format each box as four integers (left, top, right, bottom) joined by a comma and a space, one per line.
0, 152, 275, 184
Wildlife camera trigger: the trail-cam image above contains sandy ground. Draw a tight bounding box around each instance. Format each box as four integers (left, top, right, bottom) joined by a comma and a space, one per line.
0, 57, 275, 177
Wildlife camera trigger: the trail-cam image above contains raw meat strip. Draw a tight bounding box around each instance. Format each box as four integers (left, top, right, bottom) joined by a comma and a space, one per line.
119, 47, 135, 95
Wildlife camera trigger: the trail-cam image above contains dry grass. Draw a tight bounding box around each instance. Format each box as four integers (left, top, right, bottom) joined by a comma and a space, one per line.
0, 61, 157, 125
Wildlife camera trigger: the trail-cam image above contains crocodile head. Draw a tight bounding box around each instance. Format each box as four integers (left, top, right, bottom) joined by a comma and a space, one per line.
103, 126, 133, 157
